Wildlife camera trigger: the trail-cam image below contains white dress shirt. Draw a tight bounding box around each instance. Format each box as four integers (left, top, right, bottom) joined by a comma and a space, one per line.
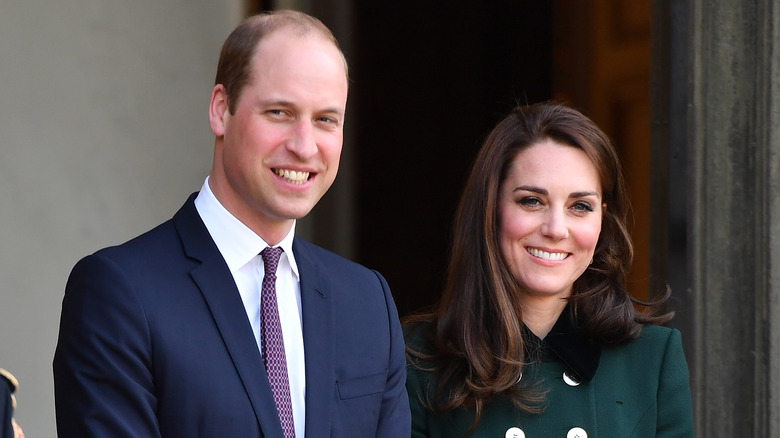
194, 177, 306, 438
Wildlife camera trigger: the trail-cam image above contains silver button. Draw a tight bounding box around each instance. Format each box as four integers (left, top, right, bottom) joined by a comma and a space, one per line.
505, 427, 525, 438
567, 426, 587, 438
563, 371, 581, 386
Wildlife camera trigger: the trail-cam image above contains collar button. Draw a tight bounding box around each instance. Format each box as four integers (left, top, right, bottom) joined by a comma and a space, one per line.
563, 370, 582, 386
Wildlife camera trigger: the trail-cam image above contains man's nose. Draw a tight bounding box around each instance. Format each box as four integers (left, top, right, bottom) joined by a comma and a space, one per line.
286, 121, 318, 160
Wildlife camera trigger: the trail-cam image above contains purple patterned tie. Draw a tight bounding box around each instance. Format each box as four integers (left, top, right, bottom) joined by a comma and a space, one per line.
260, 246, 295, 438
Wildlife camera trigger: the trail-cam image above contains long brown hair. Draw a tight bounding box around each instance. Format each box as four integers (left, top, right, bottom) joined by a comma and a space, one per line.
405, 102, 671, 424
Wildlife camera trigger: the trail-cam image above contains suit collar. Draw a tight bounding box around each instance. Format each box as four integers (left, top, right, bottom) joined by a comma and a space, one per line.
292, 238, 334, 437
192, 181, 301, 279
174, 199, 337, 437
173, 194, 286, 438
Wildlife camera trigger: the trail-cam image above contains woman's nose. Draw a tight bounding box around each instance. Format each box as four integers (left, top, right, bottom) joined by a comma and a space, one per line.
541, 210, 569, 240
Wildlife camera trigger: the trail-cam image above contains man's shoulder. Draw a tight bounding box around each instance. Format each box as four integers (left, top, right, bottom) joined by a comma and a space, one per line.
293, 237, 372, 273
102, 221, 169, 252
293, 237, 391, 297
87, 194, 201, 263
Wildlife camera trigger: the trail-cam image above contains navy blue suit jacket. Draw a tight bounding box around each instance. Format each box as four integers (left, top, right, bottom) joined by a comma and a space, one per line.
53, 194, 410, 437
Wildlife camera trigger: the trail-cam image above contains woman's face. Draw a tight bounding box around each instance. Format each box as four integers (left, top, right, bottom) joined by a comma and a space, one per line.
498, 140, 604, 301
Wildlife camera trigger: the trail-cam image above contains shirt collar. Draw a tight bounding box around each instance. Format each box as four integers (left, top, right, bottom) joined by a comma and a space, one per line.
193, 177, 299, 279
528, 304, 603, 383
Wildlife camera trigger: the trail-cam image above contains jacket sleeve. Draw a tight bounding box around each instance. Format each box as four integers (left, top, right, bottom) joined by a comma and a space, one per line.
53, 253, 161, 437
656, 328, 695, 438
373, 270, 412, 438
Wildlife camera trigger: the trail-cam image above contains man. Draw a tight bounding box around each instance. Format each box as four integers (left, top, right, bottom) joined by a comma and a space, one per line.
53, 10, 409, 437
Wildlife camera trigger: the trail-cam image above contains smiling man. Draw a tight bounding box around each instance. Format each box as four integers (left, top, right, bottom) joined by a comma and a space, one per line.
54, 10, 410, 438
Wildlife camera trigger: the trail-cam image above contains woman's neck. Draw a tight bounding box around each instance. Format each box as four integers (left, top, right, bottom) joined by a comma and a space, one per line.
520, 295, 568, 339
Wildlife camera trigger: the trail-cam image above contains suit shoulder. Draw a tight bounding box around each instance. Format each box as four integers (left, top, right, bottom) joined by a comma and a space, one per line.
85, 194, 198, 262
89, 219, 178, 261
294, 238, 375, 274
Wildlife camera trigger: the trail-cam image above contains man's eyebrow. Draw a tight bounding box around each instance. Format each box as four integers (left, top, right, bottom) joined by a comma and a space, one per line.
257, 99, 344, 116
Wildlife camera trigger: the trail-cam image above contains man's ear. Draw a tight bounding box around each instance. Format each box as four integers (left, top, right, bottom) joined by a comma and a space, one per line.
209, 84, 229, 137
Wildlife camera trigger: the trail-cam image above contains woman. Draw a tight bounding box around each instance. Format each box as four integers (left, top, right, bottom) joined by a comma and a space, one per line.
405, 102, 694, 437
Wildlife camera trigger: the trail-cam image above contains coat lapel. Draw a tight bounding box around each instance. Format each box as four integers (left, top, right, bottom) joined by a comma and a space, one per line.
173, 195, 285, 438
293, 238, 334, 437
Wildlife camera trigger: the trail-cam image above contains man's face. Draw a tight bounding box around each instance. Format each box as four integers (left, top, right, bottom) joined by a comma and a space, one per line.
208, 29, 348, 242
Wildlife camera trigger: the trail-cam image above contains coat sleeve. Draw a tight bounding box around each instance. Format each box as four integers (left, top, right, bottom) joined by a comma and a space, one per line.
656, 328, 694, 438
53, 253, 162, 437
403, 323, 433, 438
373, 270, 412, 438
407, 365, 431, 438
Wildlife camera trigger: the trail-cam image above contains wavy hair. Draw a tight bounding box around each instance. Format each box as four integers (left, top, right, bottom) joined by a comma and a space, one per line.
405, 102, 672, 427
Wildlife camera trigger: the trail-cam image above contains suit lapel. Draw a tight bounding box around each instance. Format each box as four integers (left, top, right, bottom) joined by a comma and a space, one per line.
294, 238, 334, 437
173, 195, 285, 438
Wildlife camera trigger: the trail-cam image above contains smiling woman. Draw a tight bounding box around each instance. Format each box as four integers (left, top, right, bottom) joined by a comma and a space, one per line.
498, 140, 604, 338
403, 102, 694, 438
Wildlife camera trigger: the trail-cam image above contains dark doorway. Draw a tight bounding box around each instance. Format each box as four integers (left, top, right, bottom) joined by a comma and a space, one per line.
350, 2, 553, 316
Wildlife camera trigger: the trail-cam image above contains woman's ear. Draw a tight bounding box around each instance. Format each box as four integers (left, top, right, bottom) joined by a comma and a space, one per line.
208, 84, 229, 137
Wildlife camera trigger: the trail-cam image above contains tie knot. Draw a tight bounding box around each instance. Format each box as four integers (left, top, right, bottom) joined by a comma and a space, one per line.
261, 246, 284, 275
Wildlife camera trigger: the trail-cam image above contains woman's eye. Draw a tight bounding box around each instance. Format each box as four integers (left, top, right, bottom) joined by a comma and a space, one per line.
571, 201, 595, 212
518, 197, 542, 207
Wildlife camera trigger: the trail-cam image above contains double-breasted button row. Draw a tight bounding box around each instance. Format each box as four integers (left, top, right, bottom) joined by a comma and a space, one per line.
505, 426, 588, 438
507, 369, 585, 437
517, 371, 580, 385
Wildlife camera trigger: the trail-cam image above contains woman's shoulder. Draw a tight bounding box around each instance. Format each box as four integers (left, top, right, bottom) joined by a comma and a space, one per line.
404, 320, 432, 345
635, 324, 681, 346
403, 321, 439, 369
601, 324, 685, 368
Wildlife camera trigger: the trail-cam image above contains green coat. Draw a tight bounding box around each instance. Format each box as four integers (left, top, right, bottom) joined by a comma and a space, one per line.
406, 317, 694, 438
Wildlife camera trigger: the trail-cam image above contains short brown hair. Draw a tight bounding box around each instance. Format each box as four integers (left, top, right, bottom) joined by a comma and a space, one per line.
214, 10, 348, 114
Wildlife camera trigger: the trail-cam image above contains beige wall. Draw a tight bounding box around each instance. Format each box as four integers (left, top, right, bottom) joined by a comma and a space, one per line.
0, 1, 243, 436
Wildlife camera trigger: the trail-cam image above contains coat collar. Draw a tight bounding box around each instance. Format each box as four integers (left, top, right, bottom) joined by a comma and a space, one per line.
526, 305, 603, 383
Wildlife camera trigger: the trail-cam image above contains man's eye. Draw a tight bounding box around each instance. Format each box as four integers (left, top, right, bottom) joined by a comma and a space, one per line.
317, 116, 338, 125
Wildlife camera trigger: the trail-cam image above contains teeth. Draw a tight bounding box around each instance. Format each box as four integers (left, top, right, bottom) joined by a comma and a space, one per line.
274, 169, 310, 184
527, 247, 568, 261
